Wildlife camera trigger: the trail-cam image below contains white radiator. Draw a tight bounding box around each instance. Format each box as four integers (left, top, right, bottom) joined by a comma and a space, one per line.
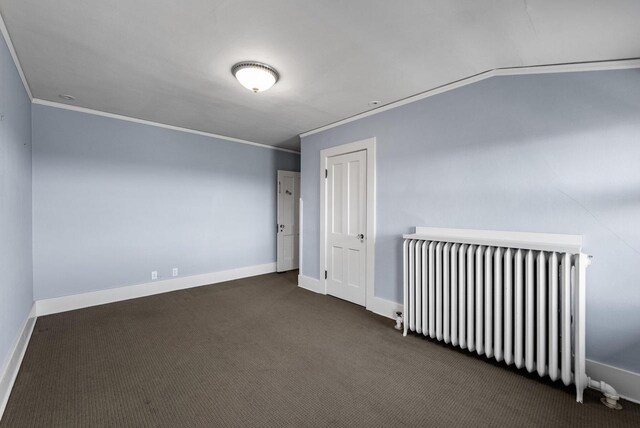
402, 227, 620, 408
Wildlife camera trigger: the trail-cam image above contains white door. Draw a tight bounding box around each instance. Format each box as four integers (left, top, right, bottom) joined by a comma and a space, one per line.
326, 150, 367, 306
277, 170, 300, 272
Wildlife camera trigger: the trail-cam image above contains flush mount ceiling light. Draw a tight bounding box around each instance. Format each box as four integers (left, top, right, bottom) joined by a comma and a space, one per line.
231, 61, 279, 93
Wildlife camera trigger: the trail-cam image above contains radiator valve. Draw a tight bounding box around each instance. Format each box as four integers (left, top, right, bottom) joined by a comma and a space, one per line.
395, 312, 403, 331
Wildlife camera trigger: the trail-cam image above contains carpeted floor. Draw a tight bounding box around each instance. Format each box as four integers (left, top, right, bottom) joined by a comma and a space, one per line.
2, 271, 639, 427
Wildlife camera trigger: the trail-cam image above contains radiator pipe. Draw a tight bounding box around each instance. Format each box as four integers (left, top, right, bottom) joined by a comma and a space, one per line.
584, 257, 622, 409
587, 377, 622, 410
394, 312, 403, 331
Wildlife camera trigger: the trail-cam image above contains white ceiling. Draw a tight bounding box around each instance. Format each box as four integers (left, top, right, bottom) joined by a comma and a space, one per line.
1, 1, 639, 151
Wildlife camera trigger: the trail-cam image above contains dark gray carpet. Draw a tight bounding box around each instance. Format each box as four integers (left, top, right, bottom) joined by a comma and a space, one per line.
2, 271, 639, 427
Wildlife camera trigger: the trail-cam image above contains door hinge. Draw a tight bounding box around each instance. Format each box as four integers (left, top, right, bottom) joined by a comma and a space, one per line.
324, 270, 328, 279
325, 169, 328, 178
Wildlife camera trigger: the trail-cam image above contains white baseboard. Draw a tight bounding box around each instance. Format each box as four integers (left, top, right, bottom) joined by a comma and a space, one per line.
366, 297, 403, 320
0, 303, 36, 422
366, 306, 640, 403
36, 263, 276, 316
4, 282, 638, 422
586, 359, 640, 404
297, 274, 402, 321
359, 298, 640, 405
362, 302, 640, 404
298, 274, 324, 294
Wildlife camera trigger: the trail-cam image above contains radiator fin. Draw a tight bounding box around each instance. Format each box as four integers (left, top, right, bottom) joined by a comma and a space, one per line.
403, 238, 580, 388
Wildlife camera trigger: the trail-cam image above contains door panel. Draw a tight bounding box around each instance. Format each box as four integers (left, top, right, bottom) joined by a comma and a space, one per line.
331, 246, 343, 282
277, 170, 300, 272
348, 249, 360, 287
331, 163, 344, 234
348, 160, 361, 236
326, 150, 366, 306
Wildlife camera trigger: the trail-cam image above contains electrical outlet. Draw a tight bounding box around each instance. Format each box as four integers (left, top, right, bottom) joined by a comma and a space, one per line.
151, 271, 158, 280
172, 268, 178, 277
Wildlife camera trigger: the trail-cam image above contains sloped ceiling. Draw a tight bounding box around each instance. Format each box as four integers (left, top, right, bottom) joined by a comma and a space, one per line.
1, 0, 639, 150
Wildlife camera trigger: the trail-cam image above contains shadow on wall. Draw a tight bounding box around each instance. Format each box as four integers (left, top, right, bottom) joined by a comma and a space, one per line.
301, 69, 640, 372
31, 104, 300, 301
381, 70, 640, 157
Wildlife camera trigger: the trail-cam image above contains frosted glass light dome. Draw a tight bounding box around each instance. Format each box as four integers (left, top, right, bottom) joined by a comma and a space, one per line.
232, 62, 279, 93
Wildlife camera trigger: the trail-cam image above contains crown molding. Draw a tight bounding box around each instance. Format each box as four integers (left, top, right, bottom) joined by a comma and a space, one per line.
32, 99, 300, 154
2, 10, 298, 154
6, 2, 638, 152
0, 11, 33, 100
300, 58, 640, 139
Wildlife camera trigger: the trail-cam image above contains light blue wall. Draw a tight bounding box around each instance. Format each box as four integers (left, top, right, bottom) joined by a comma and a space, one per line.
32, 105, 299, 300
0, 35, 32, 372
301, 69, 640, 372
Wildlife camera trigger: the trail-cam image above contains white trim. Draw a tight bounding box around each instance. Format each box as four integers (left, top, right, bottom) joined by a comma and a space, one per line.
358, 303, 640, 404
299, 198, 304, 272
31, 99, 300, 154
300, 58, 640, 138
297, 274, 324, 294
319, 137, 376, 310
35, 263, 276, 316
496, 59, 640, 75
586, 359, 640, 405
3, 8, 296, 154
0, 303, 36, 422
0, 11, 33, 100
405, 226, 583, 254
298, 273, 401, 321
276, 170, 301, 272
298, 271, 400, 321
367, 297, 402, 320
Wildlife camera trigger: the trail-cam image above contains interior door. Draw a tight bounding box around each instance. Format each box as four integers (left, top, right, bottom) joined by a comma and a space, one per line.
277, 170, 300, 272
326, 150, 367, 306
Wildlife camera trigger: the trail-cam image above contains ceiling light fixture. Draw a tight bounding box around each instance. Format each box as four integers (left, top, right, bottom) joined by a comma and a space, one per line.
58, 94, 76, 101
232, 61, 279, 93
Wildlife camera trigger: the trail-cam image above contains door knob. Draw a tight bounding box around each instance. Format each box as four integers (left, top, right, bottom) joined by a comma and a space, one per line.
357, 233, 364, 240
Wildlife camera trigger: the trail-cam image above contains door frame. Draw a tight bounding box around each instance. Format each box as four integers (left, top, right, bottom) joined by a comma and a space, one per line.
277, 170, 300, 272
319, 137, 376, 308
